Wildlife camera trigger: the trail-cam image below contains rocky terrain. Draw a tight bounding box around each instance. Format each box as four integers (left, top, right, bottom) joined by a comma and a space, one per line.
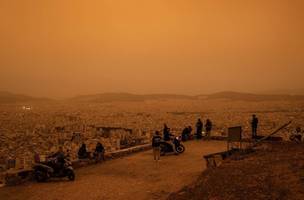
168, 142, 304, 200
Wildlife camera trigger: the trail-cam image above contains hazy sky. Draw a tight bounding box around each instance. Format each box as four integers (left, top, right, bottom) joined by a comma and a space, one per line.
0, 0, 303, 98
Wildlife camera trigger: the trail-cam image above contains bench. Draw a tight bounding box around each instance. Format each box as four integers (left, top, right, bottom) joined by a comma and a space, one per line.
203, 149, 239, 169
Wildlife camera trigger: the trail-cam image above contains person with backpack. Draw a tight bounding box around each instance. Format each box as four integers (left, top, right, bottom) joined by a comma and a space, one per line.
152, 131, 162, 161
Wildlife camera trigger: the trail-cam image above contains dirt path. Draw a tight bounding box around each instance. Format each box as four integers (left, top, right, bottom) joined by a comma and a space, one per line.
0, 141, 226, 200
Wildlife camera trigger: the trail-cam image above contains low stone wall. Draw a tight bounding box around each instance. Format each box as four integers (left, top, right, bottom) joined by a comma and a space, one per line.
2, 143, 152, 186
72, 144, 151, 169
205, 135, 282, 142
203, 148, 255, 169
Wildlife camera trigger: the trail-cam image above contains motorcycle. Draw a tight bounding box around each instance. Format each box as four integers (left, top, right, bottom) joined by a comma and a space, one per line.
33, 155, 75, 182
160, 136, 185, 156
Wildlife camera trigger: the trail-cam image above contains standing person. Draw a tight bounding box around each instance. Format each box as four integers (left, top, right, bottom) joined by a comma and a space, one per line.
152, 131, 162, 161
251, 115, 259, 139
163, 124, 171, 141
205, 119, 213, 138
94, 142, 105, 163
196, 119, 203, 139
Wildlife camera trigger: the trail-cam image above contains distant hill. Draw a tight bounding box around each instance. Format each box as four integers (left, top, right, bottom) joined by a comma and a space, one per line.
205, 91, 304, 101
2, 91, 304, 104
69, 92, 195, 103
0, 91, 52, 104
261, 89, 304, 96
70, 91, 304, 103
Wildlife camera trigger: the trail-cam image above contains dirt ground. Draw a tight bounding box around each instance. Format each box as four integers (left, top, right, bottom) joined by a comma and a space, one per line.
0, 141, 226, 200
168, 142, 304, 200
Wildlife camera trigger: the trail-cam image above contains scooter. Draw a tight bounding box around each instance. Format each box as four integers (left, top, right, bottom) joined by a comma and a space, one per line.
33, 155, 75, 182
160, 136, 185, 156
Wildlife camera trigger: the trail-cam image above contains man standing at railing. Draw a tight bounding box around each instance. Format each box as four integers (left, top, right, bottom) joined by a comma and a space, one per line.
251, 114, 259, 139
196, 118, 203, 139
205, 119, 213, 139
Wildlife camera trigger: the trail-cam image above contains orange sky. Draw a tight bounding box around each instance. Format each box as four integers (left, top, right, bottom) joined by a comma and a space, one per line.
0, 0, 303, 98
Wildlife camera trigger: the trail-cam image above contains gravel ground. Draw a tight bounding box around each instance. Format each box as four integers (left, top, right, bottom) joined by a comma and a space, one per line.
0, 141, 226, 200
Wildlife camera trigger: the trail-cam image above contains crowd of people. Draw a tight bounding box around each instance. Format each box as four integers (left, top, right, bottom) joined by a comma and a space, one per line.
179, 115, 260, 141
150, 115, 276, 161
152, 118, 214, 162
59, 114, 304, 164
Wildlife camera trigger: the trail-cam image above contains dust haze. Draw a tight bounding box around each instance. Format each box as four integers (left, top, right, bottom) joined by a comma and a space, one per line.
1, 0, 304, 98
1, 1, 304, 199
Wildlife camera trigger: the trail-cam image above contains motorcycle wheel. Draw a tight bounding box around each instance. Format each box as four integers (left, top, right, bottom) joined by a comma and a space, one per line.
67, 170, 75, 181
35, 170, 48, 182
176, 144, 185, 154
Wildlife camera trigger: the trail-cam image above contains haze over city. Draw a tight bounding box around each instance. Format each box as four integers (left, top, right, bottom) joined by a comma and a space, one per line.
1, 0, 303, 98
2, 1, 304, 200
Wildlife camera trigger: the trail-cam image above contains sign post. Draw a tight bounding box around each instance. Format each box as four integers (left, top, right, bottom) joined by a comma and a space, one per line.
227, 126, 242, 151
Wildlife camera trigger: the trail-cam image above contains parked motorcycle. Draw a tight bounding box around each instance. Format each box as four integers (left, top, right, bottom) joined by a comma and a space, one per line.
33, 155, 75, 182
160, 136, 185, 156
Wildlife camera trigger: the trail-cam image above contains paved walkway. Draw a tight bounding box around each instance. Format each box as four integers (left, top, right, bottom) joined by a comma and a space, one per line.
0, 141, 226, 200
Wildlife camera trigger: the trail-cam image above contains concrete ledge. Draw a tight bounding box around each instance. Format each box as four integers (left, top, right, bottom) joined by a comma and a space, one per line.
203, 148, 254, 169
3, 169, 33, 186
106, 144, 151, 159
3, 144, 152, 186
204, 136, 282, 142
203, 150, 236, 169
71, 144, 152, 169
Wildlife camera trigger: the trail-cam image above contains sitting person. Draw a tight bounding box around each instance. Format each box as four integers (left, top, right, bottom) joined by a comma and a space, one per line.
187, 126, 193, 140
49, 146, 66, 173
163, 124, 172, 141
78, 143, 90, 159
181, 127, 189, 141
53, 146, 65, 161
181, 126, 192, 141
94, 142, 105, 163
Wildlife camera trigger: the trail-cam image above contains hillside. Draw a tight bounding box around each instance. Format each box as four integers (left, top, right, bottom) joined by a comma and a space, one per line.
2, 91, 304, 104
0, 91, 51, 104
261, 88, 304, 96
69, 92, 195, 103
168, 142, 304, 200
205, 91, 304, 101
